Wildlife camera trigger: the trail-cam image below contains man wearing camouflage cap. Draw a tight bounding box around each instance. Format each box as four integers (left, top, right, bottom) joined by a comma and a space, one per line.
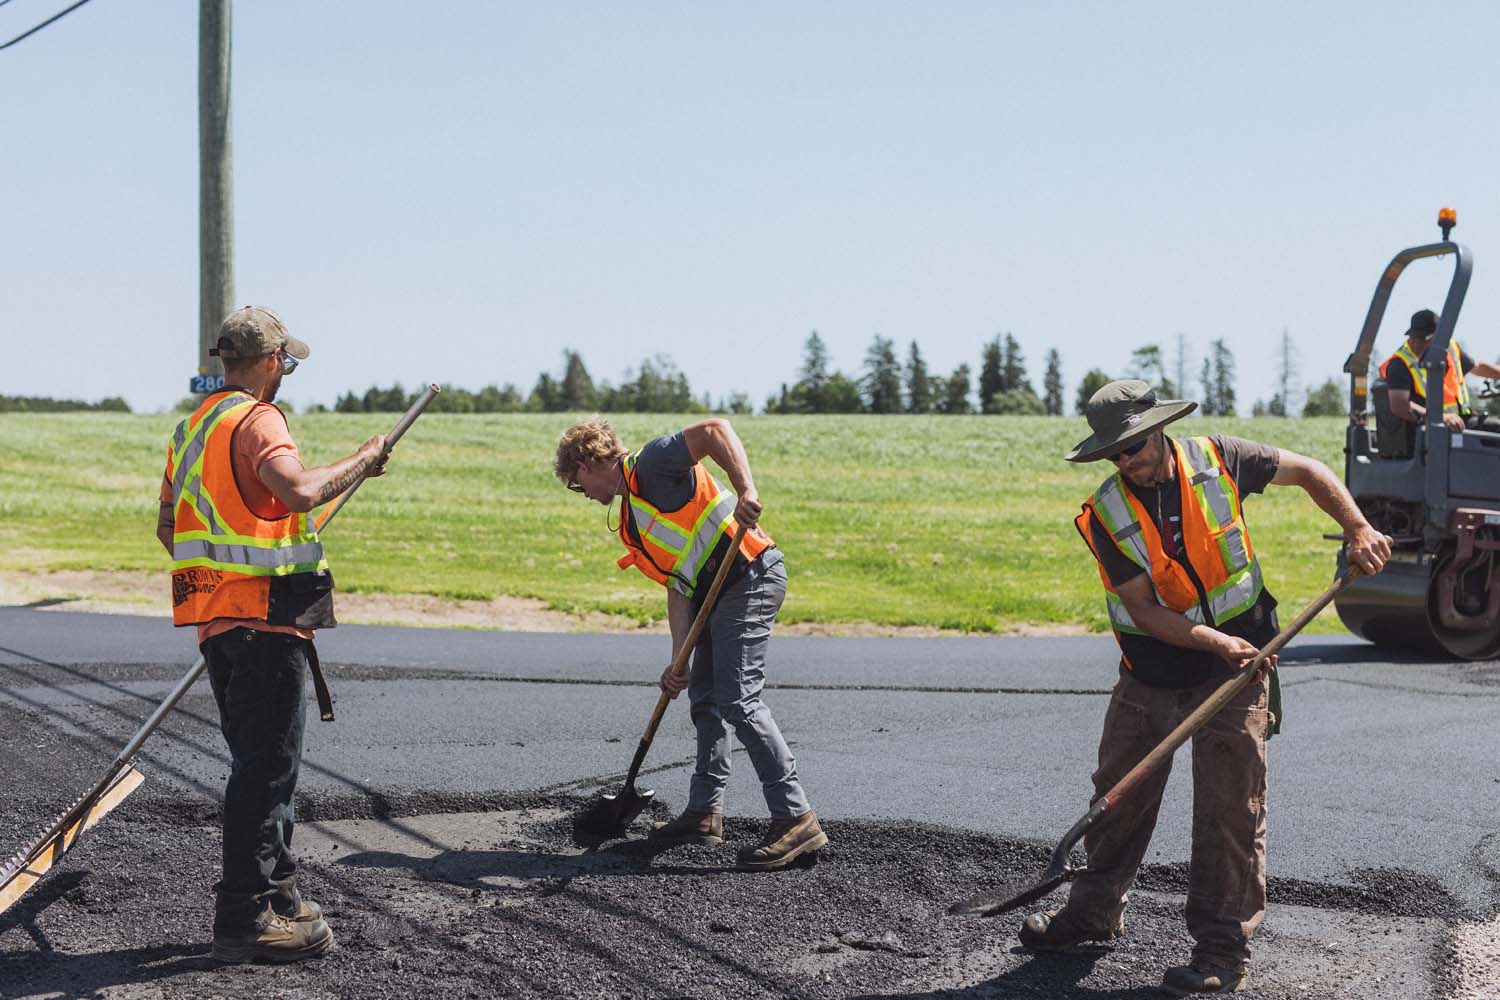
156, 306, 389, 963
1018, 380, 1388, 995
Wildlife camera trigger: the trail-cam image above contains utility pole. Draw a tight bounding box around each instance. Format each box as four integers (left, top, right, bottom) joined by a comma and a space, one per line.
195, 0, 232, 393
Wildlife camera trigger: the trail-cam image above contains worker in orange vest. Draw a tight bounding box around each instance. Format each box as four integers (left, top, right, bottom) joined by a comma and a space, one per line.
1018, 380, 1388, 996
1382, 308, 1500, 431
157, 307, 388, 964
555, 416, 827, 870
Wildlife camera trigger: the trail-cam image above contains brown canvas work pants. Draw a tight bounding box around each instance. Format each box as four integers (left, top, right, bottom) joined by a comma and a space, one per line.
1063, 666, 1272, 967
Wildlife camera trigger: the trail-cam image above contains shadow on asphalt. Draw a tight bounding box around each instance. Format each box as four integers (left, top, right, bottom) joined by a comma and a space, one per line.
334, 839, 749, 885
0, 943, 212, 997
1277, 640, 1452, 666
855, 949, 1163, 999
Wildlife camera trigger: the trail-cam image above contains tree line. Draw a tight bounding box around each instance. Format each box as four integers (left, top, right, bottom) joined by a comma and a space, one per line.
0, 394, 130, 413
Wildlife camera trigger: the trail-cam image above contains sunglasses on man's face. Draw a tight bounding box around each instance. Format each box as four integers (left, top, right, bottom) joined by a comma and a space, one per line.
566, 468, 585, 493
1107, 437, 1150, 463
277, 347, 298, 376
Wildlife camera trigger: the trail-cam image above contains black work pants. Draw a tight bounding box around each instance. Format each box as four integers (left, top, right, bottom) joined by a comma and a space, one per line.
202, 627, 308, 929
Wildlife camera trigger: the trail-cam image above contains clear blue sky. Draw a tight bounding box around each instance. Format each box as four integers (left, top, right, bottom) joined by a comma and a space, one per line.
4, 1, 1499, 414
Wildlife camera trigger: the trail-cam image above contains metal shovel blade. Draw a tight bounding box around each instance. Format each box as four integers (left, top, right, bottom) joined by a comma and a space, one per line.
948, 864, 1077, 918
574, 783, 656, 840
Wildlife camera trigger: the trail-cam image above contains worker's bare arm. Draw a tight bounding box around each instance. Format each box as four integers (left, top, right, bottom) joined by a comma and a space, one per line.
682, 418, 761, 528
1388, 388, 1418, 422
1470, 360, 1500, 380
156, 503, 174, 556
258, 435, 387, 514
1271, 450, 1390, 574
660, 589, 694, 698
1115, 573, 1267, 669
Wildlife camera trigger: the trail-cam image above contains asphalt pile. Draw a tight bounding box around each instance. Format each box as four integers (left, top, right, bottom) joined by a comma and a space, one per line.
0, 785, 1467, 1000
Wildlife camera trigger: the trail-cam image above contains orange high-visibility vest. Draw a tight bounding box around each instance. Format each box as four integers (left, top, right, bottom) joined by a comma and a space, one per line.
1075, 436, 1264, 650
1380, 338, 1471, 415
616, 452, 771, 599
165, 390, 333, 627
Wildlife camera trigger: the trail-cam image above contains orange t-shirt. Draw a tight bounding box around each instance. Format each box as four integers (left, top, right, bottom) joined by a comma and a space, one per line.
160, 400, 316, 643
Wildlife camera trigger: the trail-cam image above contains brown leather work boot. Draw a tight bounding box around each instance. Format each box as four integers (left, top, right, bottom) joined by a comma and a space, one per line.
1017, 907, 1125, 952
212, 910, 335, 965
1161, 958, 1248, 995
736, 810, 829, 870
648, 809, 724, 846
273, 895, 323, 923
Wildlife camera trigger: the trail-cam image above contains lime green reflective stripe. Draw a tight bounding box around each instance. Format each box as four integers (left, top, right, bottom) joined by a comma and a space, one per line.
172, 537, 328, 576
628, 497, 690, 553
1395, 340, 1471, 414
1091, 475, 1149, 570
671, 486, 736, 596
1204, 559, 1263, 623
169, 394, 255, 505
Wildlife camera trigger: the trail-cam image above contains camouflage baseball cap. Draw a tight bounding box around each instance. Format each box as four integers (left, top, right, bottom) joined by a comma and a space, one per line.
210, 305, 310, 361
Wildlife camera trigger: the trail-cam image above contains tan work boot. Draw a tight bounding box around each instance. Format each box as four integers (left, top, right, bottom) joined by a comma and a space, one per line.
1017, 907, 1125, 952
271, 889, 323, 923
1161, 958, 1248, 995
648, 809, 724, 846
212, 912, 335, 965
737, 810, 828, 870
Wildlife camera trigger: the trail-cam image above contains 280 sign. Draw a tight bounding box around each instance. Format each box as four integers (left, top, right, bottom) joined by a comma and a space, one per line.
189, 373, 226, 394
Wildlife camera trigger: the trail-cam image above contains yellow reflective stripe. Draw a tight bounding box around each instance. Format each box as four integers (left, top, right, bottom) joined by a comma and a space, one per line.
671, 486, 736, 594
628, 497, 690, 553
169, 394, 255, 505
1091, 476, 1149, 570
172, 538, 327, 575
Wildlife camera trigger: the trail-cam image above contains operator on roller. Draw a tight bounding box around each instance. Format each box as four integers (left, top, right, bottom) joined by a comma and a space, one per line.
1382, 307, 1500, 432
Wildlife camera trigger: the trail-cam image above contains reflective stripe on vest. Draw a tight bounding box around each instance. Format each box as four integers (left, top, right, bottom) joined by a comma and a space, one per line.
1382, 338, 1471, 415
1080, 436, 1263, 636
616, 452, 770, 598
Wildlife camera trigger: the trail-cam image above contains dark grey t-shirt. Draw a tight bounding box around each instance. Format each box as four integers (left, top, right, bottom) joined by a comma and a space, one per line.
631, 432, 696, 512
1087, 435, 1281, 588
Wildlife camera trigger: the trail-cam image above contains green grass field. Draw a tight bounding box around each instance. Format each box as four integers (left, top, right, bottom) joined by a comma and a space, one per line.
0, 412, 1354, 632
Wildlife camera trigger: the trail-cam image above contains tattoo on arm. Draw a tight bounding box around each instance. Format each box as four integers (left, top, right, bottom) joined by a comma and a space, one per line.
313, 454, 375, 506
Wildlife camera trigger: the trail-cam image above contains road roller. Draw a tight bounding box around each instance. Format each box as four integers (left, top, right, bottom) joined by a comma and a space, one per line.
1335, 208, 1500, 659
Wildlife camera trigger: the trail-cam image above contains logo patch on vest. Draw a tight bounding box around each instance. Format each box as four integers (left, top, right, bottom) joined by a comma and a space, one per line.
172, 567, 224, 607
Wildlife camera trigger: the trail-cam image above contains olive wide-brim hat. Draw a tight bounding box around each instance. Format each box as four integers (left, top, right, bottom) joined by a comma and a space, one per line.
1065, 379, 1198, 463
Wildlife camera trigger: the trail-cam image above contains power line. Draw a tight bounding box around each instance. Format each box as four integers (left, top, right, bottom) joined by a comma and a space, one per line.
0, 0, 99, 52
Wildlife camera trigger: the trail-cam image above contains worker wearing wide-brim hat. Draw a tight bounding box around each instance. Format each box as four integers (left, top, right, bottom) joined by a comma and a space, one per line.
1019, 379, 1390, 996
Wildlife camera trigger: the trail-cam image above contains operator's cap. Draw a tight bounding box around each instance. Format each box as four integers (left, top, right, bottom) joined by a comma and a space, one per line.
210, 306, 311, 360
1406, 308, 1438, 339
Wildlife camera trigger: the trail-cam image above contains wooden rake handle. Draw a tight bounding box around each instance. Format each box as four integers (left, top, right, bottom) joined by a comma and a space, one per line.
1100, 565, 1363, 813
631, 521, 753, 765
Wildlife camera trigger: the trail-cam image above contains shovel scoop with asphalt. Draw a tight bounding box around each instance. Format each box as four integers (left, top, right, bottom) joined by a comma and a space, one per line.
576, 522, 751, 839
950, 566, 1363, 918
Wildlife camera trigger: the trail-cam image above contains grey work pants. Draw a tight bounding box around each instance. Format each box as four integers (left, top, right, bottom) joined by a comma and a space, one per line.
685, 550, 811, 818
1063, 666, 1272, 967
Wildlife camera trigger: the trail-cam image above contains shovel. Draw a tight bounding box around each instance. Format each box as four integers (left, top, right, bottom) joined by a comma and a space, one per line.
577, 521, 752, 837
950, 566, 1363, 918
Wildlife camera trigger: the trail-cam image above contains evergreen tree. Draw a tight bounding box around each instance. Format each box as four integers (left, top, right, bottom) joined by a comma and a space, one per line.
938, 363, 972, 414
1302, 378, 1344, 417
1199, 356, 1216, 415
904, 341, 932, 413
560, 350, 596, 410
1001, 333, 1032, 394
1043, 349, 1064, 415
528, 373, 562, 412
862, 335, 903, 414
1127, 344, 1175, 396
978, 336, 1003, 414
1211, 339, 1237, 416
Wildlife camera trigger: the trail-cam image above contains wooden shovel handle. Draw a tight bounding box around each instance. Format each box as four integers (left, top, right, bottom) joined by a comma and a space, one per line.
635, 521, 754, 750
1100, 566, 1362, 812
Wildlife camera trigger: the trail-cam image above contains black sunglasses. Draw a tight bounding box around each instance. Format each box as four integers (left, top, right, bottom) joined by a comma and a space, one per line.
1107, 437, 1150, 463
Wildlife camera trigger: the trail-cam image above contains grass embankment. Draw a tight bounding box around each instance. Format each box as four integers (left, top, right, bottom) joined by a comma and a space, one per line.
0, 413, 1351, 632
